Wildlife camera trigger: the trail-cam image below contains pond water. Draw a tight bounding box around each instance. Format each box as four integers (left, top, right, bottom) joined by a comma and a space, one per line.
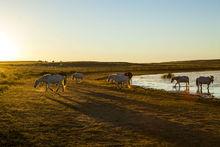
132, 71, 220, 99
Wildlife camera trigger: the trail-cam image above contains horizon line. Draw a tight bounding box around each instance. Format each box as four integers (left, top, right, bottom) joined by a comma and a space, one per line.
0, 58, 220, 64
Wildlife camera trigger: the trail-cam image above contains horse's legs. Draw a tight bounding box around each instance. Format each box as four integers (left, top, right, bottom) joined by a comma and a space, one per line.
174, 82, 177, 87
176, 85, 180, 91
47, 84, 54, 92
207, 88, 210, 94
197, 84, 200, 93
128, 81, 131, 88
56, 83, 61, 92
62, 83, 65, 92
186, 82, 188, 87
119, 83, 122, 89
118, 83, 121, 89
186, 86, 189, 93
45, 84, 48, 92
115, 83, 119, 89
207, 84, 210, 90
196, 88, 199, 93
201, 86, 203, 93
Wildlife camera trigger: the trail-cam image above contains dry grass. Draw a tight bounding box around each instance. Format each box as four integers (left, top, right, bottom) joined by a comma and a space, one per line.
0, 60, 220, 146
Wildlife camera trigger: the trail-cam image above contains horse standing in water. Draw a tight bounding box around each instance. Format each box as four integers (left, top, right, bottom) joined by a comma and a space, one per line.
171, 76, 189, 88
196, 76, 214, 91
34, 74, 67, 92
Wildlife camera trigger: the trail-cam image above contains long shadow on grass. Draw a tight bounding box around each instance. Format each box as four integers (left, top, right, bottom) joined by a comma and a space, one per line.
0, 130, 33, 146
70, 86, 198, 117
46, 91, 220, 146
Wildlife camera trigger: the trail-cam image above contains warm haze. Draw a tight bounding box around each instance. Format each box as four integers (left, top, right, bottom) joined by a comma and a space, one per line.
1, 1, 220, 146
0, 0, 219, 62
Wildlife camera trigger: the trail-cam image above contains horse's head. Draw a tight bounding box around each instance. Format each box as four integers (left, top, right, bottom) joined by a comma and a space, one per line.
107, 77, 110, 82
210, 76, 214, 83
124, 72, 133, 79
171, 77, 175, 83
72, 72, 78, 79
107, 75, 112, 82
34, 79, 40, 88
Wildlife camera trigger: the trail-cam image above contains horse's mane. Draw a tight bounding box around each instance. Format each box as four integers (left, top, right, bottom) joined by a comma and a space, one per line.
43, 74, 51, 76
59, 72, 67, 77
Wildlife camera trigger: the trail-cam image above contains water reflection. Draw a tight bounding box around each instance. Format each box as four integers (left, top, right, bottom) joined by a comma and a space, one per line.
196, 87, 214, 98
132, 71, 220, 99
173, 85, 190, 94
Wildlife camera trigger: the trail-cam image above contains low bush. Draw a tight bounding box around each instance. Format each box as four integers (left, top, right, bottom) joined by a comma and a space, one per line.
161, 73, 174, 79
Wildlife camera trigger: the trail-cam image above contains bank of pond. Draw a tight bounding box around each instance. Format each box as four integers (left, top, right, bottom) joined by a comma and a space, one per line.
132, 70, 220, 99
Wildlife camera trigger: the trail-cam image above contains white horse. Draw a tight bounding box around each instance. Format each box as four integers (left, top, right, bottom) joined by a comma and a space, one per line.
107, 74, 117, 83
72, 72, 84, 83
107, 74, 131, 88
196, 76, 214, 90
107, 73, 123, 83
171, 76, 189, 87
107, 72, 133, 83
34, 74, 67, 92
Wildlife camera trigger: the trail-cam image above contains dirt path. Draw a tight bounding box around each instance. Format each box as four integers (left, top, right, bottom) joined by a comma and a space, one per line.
1, 80, 220, 146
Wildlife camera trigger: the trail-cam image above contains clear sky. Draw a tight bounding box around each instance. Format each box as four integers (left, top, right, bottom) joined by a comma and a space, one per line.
0, 0, 219, 62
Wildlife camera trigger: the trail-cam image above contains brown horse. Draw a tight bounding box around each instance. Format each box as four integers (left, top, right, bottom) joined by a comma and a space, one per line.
124, 72, 133, 84
124, 72, 133, 79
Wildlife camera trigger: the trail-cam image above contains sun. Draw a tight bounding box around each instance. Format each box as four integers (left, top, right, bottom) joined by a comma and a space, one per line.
0, 32, 20, 61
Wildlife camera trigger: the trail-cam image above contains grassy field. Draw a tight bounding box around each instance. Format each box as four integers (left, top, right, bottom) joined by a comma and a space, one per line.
1, 60, 220, 146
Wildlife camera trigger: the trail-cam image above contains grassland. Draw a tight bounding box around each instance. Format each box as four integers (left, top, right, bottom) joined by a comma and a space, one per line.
1, 59, 220, 146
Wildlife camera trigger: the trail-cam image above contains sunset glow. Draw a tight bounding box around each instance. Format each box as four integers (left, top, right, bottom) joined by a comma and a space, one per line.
0, 0, 219, 62
0, 32, 20, 61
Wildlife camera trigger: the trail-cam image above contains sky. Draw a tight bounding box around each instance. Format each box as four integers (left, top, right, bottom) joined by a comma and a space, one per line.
0, 0, 219, 62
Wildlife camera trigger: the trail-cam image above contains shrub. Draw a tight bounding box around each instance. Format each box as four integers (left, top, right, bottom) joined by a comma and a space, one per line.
0, 85, 9, 93
161, 73, 174, 79
0, 72, 7, 79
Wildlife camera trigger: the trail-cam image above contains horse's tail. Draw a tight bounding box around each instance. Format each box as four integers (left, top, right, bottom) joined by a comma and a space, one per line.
106, 75, 110, 82
196, 78, 199, 87
64, 76, 67, 86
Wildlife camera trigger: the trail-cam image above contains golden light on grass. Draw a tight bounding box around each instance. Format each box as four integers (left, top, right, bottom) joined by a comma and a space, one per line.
0, 32, 20, 61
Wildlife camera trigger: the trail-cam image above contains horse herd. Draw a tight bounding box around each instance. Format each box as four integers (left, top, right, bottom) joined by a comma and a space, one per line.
171, 75, 214, 91
34, 72, 214, 93
34, 72, 133, 92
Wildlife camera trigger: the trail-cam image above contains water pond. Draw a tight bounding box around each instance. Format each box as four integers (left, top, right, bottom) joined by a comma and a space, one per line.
132, 71, 220, 98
